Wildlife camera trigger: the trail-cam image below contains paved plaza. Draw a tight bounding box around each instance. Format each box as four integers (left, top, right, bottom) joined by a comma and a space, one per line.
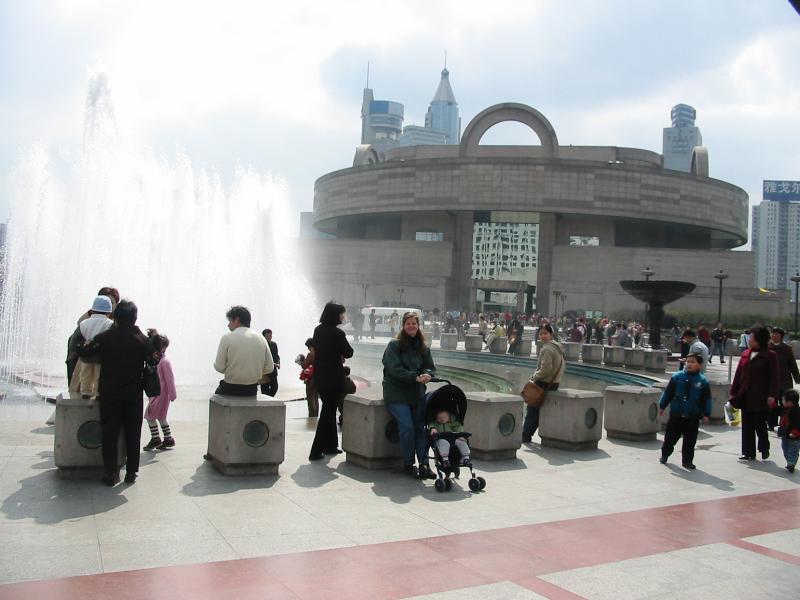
0, 349, 798, 599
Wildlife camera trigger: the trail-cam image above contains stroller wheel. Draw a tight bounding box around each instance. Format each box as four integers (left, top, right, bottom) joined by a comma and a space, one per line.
477, 476, 486, 490
468, 477, 480, 492
435, 479, 446, 493
444, 479, 453, 491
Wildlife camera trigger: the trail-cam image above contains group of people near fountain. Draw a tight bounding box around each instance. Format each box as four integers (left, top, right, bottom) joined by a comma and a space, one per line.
66, 288, 176, 486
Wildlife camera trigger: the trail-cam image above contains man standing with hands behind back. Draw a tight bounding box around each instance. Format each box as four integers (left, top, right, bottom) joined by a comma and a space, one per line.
261, 328, 280, 397
204, 305, 273, 460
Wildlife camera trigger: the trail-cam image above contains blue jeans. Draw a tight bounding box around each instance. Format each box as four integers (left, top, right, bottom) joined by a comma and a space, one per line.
782, 437, 800, 467
522, 382, 559, 441
711, 341, 725, 362
386, 401, 429, 467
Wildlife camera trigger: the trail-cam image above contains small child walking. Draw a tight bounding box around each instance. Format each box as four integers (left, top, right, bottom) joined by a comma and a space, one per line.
779, 390, 800, 473
143, 329, 177, 451
658, 353, 711, 470
428, 409, 471, 468
69, 295, 114, 398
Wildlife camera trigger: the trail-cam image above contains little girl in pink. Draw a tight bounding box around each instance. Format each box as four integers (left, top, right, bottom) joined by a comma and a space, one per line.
143, 329, 177, 450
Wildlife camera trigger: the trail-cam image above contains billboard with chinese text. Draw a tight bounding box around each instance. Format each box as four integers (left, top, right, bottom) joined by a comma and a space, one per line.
763, 180, 800, 202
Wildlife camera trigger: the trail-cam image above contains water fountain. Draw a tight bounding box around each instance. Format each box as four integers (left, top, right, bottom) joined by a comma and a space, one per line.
0, 73, 316, 385
619, 280, 695, 349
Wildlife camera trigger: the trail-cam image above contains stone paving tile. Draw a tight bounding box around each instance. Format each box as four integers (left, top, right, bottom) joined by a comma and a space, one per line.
404, 581, 549, 599
743, 528, 800, 557
99, 538, 239, 573
0, 543, 103, 584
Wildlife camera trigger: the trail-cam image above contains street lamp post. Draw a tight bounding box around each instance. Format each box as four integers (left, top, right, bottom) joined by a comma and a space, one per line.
397, 287, 405, 305
361, 283, 369, 306
791, 272, 800, 338
552, 290, 561, 317
713, 270, 729, 325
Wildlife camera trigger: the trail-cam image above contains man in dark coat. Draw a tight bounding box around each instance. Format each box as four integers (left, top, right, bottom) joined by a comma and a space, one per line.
730, 325, 779, 461
769, 327, 800, 429
79, 300, 155, 486
261, 329, 280, 397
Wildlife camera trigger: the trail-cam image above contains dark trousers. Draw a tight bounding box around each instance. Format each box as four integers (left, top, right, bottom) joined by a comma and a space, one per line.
215, 380, 257, 396
741, 410, 769, 458
386, 400, 429, 467
310, 390, 339, 454
661, 415, 700, 465
522, 382, 559, 441
260, 373, 278, 397
100, 394, 143, 476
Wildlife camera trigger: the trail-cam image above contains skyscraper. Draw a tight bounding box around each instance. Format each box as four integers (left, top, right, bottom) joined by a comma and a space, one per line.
753, 180, 800, 298
360, 87, 404, 150
424, 68, 460, 144
662, 103, 702, 172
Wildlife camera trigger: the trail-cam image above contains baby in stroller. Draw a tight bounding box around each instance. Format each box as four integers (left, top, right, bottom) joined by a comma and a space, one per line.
425, 381, 486, 492
428, 409, 471, 469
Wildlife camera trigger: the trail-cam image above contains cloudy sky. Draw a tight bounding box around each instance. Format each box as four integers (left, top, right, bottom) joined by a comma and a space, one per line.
1, 0, 799, 233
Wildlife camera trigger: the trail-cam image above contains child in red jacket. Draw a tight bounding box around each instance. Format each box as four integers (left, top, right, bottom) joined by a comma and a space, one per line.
779, 390, 800, 473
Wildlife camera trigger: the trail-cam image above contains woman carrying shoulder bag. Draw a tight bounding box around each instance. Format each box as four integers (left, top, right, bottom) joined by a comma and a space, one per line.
522, 324, 565, 443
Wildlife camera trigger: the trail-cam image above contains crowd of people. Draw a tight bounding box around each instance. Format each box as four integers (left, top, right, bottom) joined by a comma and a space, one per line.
65, 288, 800, 486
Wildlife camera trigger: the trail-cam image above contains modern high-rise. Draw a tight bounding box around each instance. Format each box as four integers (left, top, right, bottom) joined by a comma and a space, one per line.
753, 180, 800, 299
360, 88, 404, 157
662, 103, 703, 172
424, 68, 460, 144
0, 222, 6, 252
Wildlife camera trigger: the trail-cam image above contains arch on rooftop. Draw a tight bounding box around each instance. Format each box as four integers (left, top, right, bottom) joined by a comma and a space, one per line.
690, 146, 709, 177
353, 144, 381, 167
460, 103, 559, 158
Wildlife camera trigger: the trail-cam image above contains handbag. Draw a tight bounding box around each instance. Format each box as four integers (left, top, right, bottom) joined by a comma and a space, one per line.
142, 363, 161, 398
521, 350, 563, 408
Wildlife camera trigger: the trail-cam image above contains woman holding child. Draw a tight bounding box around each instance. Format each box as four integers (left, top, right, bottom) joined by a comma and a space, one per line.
382, 312, 436, 479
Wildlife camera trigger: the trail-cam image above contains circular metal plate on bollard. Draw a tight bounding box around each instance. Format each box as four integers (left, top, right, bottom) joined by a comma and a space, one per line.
498, 413, 516, 436
385, 419, 400, 443
584, 408, 598, 429
243, 420, 270, 447
77, 420, 102, 449
648, 402, 658, 422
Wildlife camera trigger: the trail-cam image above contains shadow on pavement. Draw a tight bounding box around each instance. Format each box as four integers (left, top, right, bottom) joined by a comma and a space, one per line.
180, 462, 279, 497
665, 463, 734, 491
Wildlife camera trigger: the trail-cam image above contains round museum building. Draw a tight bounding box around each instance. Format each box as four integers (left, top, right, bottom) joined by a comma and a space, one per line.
307, 102, 786, 317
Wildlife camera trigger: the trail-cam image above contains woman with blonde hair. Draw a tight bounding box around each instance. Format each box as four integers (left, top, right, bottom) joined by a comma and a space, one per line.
382, 312, 436, 478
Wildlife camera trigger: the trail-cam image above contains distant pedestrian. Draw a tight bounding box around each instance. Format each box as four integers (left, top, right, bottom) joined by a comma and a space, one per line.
779, 390, 800, 473
738, 329, 750, 352
353, 309, 364, 341
680, 329, 709, 373
388, 310, 399, 336
369, 309, 377, 339
730, 325, 779, 462
710, 323, 726, 364
617, 323, 631, 348
260, 329, 280, 397
143, 329, 177, 451
658, 353, 711, 470
296, 338, 319, 417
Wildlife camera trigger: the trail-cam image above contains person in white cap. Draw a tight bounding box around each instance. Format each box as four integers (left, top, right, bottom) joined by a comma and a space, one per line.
69, 295, 114, 398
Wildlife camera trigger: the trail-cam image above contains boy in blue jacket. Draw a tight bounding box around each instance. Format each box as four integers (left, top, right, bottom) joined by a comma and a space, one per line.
658, 353, 712, 470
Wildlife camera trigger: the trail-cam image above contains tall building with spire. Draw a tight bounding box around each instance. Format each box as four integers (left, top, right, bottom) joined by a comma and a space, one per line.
424, 67, 460, 144
662, 103, 702, 172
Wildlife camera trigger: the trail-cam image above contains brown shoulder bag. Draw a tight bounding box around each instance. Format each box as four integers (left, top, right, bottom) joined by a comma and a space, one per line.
521, 350, 564, 408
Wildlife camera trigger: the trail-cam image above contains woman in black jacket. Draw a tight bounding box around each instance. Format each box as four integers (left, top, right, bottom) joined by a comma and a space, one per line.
309, 302, 354, 461
79, 299, 156, 486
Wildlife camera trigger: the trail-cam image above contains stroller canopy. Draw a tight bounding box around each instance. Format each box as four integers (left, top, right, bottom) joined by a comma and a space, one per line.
424, 384, 467, 425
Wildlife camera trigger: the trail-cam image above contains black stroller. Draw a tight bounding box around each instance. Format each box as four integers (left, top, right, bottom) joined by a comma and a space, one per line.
424, 380, 487, 493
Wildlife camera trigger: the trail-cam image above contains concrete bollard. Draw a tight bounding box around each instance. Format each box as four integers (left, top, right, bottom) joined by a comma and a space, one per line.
440, 333, 458, 350
539, 388, 604, 451
562, 342, 581, 361
707, 379, 731, 424
581, 344, 603, 364
603, 345, 625, 367
643, 349, 669, 373
342, 396, 403, 469
624, 348, 645, 369
603, 385, 660, 442
206, 395, 286, 475
489, 336, 508, 354
465, 334, 483, 353
463, 392, 523, 460
54, 391, 125, 478
514, 338, 533, 357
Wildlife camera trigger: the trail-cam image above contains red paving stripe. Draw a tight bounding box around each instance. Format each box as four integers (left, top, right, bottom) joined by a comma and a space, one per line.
514, 576, 587, 600
0, 489, 798, 600
726, 538, 800, 566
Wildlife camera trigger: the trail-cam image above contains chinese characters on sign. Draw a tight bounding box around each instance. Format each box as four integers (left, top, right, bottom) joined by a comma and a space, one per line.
763, 180, 800, 202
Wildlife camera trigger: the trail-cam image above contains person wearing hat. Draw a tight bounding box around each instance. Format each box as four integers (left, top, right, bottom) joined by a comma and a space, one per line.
69, 295, 114, 398
679, 329, 709, 373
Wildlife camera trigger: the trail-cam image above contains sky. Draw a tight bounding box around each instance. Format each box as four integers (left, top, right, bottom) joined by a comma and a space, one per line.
1, 0, 799, 237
